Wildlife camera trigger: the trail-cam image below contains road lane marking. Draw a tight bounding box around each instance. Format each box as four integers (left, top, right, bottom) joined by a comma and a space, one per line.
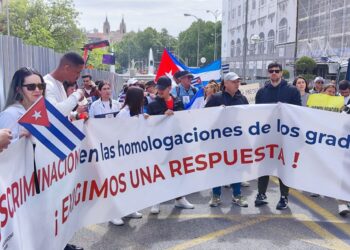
296, 214, 350, 250
167, 216, 270, 250
270, 177, 350, 238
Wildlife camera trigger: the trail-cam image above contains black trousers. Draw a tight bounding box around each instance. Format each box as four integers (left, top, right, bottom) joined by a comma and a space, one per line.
258, 176, 289, 197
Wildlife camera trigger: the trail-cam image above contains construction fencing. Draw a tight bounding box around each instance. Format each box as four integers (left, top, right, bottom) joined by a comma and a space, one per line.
0, 35, 124, 111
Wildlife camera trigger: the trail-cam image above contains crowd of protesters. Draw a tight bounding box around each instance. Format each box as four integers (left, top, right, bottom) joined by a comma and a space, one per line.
0, 52, 349, 249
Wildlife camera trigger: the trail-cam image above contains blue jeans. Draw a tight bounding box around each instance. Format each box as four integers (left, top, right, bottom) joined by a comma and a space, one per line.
212, 183, 241, 197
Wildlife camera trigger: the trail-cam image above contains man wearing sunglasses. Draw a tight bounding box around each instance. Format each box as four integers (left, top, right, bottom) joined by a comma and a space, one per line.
44, 52, 86, 117
255, 62, 301, 211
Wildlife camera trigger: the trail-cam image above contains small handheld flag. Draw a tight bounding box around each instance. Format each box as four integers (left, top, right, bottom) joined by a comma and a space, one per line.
18, 97, 85, 160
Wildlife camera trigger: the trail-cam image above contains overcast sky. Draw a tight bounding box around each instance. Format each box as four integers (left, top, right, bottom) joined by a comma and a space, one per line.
73, 0, 222, 36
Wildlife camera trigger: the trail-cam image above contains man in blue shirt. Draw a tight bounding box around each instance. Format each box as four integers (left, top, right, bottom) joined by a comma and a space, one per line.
171, 70, 198, 106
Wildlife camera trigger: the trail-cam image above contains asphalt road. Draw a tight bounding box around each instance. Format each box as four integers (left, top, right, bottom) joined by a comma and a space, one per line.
70, 178, 350, 250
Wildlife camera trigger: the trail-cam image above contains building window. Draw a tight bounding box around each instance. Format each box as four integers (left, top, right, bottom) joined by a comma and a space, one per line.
252, 0, 256, 9
278, 18, 288, 43
236, 39, 241, 56
231, 40, 235, 57
258, 32, 265, 54
267, 30, 275, 54
260, 0, 266, 7
238, 5, 241, 17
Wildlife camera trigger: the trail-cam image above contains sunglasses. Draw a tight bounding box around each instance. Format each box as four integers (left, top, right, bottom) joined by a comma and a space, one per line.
22, 83, 46, 91
268, 69, 281, 74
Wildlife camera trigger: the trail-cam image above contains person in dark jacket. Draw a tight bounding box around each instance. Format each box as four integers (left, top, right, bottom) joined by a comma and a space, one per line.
147, 76, 184, 115
255, 61, 301, 211
147, 76, 194, 214
205, 72, 249, 208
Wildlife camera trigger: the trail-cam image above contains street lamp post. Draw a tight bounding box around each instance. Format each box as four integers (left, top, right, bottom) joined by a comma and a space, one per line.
6, 4, 10, 36
184, 13, 200, 67
206, 10, 220, 61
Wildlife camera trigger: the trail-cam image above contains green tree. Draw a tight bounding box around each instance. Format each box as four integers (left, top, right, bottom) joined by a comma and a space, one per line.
295, 56, 317, 75
295, 56, 317, 81
178, 20, 221, 67
0, 0, 85, 52
108, 28, 177, 73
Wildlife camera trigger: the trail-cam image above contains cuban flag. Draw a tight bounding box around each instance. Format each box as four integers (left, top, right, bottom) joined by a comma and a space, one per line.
155, 48, 221, 85
18, 97, 85, 160
155, 48, 221, 109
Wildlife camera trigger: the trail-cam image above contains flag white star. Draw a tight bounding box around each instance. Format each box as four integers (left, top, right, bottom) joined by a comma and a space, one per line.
32, 110, 42, 120
165, 70, 173, 79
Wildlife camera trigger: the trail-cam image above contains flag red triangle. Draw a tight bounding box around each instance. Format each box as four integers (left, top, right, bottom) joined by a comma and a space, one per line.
155, 49, 180, 81
18, 97, 50, 127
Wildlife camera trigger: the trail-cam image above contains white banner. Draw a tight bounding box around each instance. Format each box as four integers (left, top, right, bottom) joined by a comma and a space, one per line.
0, 103, 349, 250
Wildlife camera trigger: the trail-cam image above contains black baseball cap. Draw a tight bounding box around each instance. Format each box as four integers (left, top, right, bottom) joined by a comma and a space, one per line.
156, 76, 172, 90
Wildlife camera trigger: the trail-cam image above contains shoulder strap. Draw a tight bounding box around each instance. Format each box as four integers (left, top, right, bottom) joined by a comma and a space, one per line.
176, 86, 180, 97
191, 86, 197, 94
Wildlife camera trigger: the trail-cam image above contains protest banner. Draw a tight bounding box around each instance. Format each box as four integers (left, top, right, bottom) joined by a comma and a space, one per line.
0, 103, 349, 250
307, 93, 344, 112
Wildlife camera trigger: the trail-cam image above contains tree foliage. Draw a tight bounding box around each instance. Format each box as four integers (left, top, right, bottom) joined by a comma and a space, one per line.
178, 20, 221, 67
0, 0, 85, 52
109, 28, 177, 73
295, 56, 317, 75
83, 19, 221, 72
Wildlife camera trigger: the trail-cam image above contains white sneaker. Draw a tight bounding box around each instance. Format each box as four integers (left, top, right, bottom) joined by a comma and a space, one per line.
110, 218, 124, 226
175, 197, 194, 209
338, 204, 350, 216
241, 181, 250, 187
150, 204, 160, 214
125, 211, 143, 219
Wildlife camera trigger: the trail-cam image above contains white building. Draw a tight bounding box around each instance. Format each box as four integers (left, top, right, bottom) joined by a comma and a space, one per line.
222, 0, 297, 80
298, 0, 350, 60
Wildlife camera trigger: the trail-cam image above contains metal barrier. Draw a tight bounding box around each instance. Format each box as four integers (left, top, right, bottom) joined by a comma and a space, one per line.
0, 35, 125, 111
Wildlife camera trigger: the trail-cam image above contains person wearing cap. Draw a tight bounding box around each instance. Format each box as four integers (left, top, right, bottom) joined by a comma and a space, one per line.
171, 70, 198, 106
147, 76, 184, 115
173, 71, 182, 85
205, 72, 249, 208
310, 76, 325, 94
147, 76, 195, 213
254, 61, 301, 211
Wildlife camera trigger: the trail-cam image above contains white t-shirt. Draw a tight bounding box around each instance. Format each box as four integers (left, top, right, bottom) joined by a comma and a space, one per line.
89, 98, 119, 118
0, 103, 26, 141
44, 74, 81, 116
117, 105, 131, 118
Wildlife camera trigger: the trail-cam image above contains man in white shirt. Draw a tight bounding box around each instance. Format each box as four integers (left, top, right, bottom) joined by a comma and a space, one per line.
44, 52, 85, 117
44, 52, 85, 250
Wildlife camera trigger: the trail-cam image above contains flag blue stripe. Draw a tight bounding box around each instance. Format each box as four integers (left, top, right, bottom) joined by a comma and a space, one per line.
20, 123, 67, 160
185, 87, 204, 109
46, 122, 76, 151
45, 99, 85, 140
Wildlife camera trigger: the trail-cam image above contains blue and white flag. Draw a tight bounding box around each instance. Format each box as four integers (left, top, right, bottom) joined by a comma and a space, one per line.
18, 97, 85, 160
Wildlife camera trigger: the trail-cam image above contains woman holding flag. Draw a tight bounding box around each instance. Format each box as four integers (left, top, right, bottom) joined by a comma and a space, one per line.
0, 67, 45, 141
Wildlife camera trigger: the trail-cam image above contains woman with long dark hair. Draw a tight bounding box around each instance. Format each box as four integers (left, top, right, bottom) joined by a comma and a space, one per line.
0, 67, 45, 140
111, 86, 146, 226
292, 76, 309, 106
118, 86, 145, 117
89, 80, 119, 118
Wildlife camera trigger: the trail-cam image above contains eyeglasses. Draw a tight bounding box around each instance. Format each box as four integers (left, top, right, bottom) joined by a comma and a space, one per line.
268, 69, 281, 74
22, 83, 46, 91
